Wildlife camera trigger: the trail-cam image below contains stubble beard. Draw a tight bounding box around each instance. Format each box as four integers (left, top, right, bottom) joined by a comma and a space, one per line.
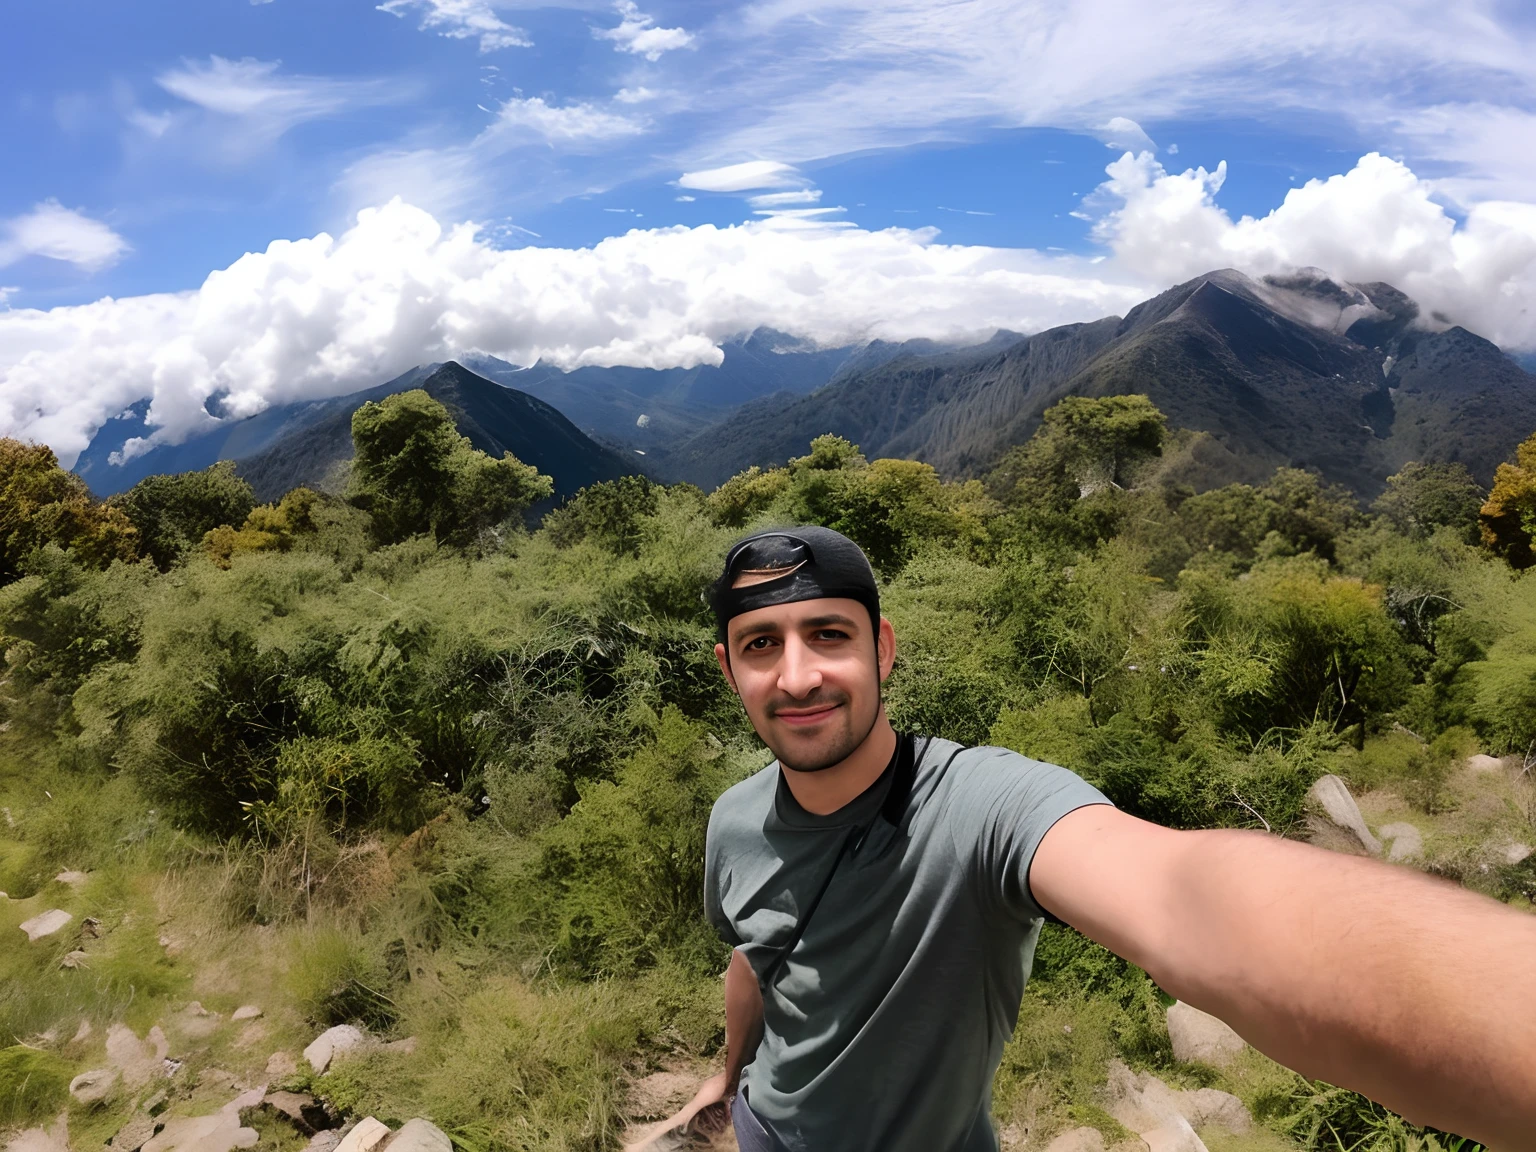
762, 684, 881, 773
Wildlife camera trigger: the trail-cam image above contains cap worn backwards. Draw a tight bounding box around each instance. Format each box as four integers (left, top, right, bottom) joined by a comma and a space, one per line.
711, 526, 880, 640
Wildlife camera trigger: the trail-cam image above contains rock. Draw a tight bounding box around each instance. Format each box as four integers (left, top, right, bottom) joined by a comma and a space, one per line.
1504, 842, 1532, 865
223, 1084, 269, 1113
172, 1001, 222, 1040
69, 1067, 119, 1104
142, 1113, 259, 1152
1465, 754, 1504, 774
4, 1114, 70, 1152
106, 1023, 170, 1088
381, 1036, 417, 1055
81, 916, 102, 938
304, 1024, 367, 1074
384, 1119, 452, 1152
1178, 1088, 1251, 1134
259, 1091, 336, 1136
1306, 776, 1381, 855
55, 870, 89, 887
1045, 1129, 1106, 1152
73, 1019, 92, 1042
140, 1090, 169, 1115
306, 1134, 342, 1152
59, 950, 90, 969
19, 909, 73, 942
232, 1005, 263, 1021
111, 1114, 162, 1151
333, 1117, 391, 1152
1104, 1061, 1208, 1152
1166, 1002, 1246, 1067
1378, 822, 1424, 862
266, 1051, 299, 1078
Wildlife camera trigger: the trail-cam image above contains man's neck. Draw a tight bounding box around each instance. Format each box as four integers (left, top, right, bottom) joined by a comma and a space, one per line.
779, 711, 898, 816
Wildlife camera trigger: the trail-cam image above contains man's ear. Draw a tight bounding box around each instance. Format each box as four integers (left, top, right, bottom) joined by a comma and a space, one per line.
876, 616, 897, 682
715, 642, 741, 695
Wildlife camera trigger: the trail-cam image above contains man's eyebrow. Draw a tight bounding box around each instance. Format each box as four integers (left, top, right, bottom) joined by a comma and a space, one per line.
802, 613, 859, 629
730, 619, 782, 643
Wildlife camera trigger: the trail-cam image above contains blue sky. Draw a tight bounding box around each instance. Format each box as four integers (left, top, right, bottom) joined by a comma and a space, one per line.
3, 1, 1536, 463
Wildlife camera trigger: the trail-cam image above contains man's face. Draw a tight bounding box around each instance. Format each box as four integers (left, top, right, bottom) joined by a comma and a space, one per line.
715, 596, 897, 772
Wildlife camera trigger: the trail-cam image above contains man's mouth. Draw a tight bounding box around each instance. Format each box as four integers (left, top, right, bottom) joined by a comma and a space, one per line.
770, 701, 842, 727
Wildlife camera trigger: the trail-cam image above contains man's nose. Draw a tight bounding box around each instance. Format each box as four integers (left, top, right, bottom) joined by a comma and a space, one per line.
777, 633, 823, 698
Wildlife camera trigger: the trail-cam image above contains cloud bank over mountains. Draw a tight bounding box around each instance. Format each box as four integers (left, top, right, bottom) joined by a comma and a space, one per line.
4, 151, 1535, 469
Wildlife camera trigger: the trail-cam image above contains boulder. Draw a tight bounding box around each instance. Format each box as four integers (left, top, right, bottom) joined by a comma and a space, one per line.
1045, 1129, 1106, 1152
1178, 1089, 1251, 1134
334, 1117, 391, 1152
259, 1091, 336, 1135
142, 1113, 258, 1152
19, 909, 73, 942
69, 1067, 119, 1104
1166, 1002, 1245, 1067
304, 1025, 367, 1074
232, 1005, 263, 1021
1378, 822, 1424, 862
1306, 776, 1380, 855
384, 1119, 452, 1152
4, 1114, 70, 1152
224, 1085, 269, 1114
1104, 1062, 1208, 1152
1465, 754, 1504, 774
106, 1023, 170, 1088
306, 1135, 342, 1152
266, 1051, 299, 1078
110, 1114, 162, 1151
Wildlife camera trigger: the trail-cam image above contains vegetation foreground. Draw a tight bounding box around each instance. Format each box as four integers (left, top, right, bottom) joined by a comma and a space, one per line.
2, 389, 1535, 1151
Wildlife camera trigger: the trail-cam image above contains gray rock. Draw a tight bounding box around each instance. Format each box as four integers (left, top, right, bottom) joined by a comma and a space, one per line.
1306, 776, 1380, 855
106, 1023, 170, 1088
111, 1114, 162, 1151
1045, 1129, 1106, 1152
223, 1085, 269, 1114
1104, 1061, 1209, 1152
1465, 754, 1504, 773
266, 1051, 298, 1078
1166, 1002, 1245, 1067
1504, 842, 1532, 865
1378, 822, 1424, 862
333, 1117, 391, 1152
69, 1068, 118, 1104
59, 950, 89, 969
304, 1024, 367, 1074
1178, 1088, 1251, 1133
4, 1114, 70, 1152
231, 1005, 263, 1021
142, 1113, 258, 1152
259, 1091, 336, 1135
19, 909, 73, 942
306, 1134, 342, 1152
383, 1119, 452, 1152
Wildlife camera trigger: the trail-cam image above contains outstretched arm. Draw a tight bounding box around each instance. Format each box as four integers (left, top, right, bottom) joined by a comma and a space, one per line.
1031, 805, 1536, 1150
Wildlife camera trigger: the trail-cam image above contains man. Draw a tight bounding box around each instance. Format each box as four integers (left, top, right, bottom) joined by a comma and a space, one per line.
662, 526, 1535, 1151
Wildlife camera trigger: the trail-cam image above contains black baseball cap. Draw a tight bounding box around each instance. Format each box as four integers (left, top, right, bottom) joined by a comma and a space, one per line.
711, 526, 880, 641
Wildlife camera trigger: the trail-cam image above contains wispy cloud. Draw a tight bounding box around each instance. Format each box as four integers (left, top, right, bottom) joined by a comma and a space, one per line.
156, 56, 396, 142
376, 0, 531, 51
488, 96, 646, 142
678, 160, 801, 192
594, 1, 693, 61
0, 201, 129, 274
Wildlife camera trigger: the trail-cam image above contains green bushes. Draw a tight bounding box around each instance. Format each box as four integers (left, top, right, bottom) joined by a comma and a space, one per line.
0, 1045, 73, 1128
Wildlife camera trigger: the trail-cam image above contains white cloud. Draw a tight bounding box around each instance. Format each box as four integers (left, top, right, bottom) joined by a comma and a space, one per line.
1096, 117, 1155, 153
376, 0, 531, 51
1090, 150, 1536, 351
488, 96, 646, 142
8, 152, 1536, 470
614, 86, 659, 104
0, 201, 130, 274
678, 160, 801, 192
594, 1, 694, 61
748, 189, 822, 208
155, 57, 396, 143
0, 199, 1143, 467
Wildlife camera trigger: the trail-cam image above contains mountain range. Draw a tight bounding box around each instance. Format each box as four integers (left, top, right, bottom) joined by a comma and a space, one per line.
73, 268, 1536, 504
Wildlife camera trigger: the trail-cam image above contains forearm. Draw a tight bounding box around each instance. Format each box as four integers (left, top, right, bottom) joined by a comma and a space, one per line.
723, 948, 765, 1094
1036, 808, 1536, 1149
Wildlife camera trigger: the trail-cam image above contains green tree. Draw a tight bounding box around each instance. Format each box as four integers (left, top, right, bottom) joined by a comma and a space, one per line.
1479, 430, 1536, 569
203, 487, 320, 568
110, 460, 256, 569
347, 389, 553, 547
1373, 461, 1484, 542
0, 439, 138, 581
989, 395, 1167, 507
543, 475, 660, 556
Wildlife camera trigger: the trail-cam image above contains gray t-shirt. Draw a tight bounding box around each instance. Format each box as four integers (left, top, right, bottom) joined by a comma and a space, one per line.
704, 735, 1110, 1152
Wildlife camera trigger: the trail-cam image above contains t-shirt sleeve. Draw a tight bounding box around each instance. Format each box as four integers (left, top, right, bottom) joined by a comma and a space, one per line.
703, 804, 744, 948
953, 747, 1111, 925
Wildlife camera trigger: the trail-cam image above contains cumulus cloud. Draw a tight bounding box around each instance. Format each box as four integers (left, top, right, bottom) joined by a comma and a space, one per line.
0, 201, 1144, 467
0, 201, 130, 274
6, 152, 1536, 471
1095, 117, 1155, 153
487, 96, 646, 143
1091, 150, 1536, 351
376, 0, 531, 51
594, 1, 694, 61
678, 160, 801, 192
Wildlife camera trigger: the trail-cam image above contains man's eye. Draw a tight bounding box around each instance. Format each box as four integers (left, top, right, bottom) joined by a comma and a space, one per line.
744, 637, 775, 651
813, 629, 849, 641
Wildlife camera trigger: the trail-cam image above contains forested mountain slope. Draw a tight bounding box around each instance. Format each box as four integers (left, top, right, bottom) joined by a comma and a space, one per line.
653, 270, 1536, 496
